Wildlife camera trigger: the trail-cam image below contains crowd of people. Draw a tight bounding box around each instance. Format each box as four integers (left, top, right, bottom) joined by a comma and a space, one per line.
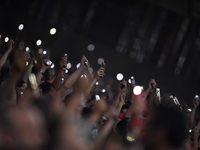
0, 39, 199, 150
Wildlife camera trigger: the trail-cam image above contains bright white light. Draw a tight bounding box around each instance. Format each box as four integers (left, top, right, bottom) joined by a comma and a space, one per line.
189, 129, 192, 133
43, 51, 47, 55
61, 78, 64, 81
50, 63, 54, 68
50, 28, 56, 35
87, 44, 95, 51
5, 37, 9, 42
102, 89, 106, 93
38, 48, 43, 54
81, 75, 84, 78
116, 73, 124, 81
97, 58, 105, 65
131, 76, 134, 79
66, 63, 72, 69
36, 40, 42, 46
128, 79, 131, 84
76, 63, 81, 69
25, 47, 29, 51
133, 86, 143, 95
95, 95, 100, 101
18, 24, 24, 30
188, 109, 192, 112
65, 70, 68, 73
96, 82, 99, 85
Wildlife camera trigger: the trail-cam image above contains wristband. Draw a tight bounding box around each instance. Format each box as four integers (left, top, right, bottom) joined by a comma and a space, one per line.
38, 69, 44, 75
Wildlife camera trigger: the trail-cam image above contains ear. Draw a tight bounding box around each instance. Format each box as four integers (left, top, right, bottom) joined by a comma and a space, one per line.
113, 127, 118, 134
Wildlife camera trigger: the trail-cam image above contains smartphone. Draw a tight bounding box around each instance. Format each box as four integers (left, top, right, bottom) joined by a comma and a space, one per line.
195, 95, 199, 106
85, 61, 89, 67
131, 76, 135, 85
188, 129, 195, 140
101, 62, 106, 75
43, 60, 52, 66
63, 53, 68, 68
156, 88, 161, 103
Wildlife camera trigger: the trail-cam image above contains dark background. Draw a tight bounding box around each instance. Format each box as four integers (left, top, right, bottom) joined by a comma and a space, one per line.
0, 0, 200, 110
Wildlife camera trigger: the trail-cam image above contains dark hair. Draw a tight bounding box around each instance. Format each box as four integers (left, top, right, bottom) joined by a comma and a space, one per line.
81, 107, 92, 119
120, 104, 129, 113
150, 106, 187, 148
116, 118, 130, 139
39, 82, 55, 95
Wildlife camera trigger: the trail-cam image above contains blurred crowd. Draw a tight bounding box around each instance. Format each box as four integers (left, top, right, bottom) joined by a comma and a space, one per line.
0, 39, 199, 150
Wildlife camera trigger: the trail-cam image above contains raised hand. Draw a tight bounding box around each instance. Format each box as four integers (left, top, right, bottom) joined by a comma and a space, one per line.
80, 55, 89, 68
95, 67, 104, 80
8, 39, 15, 51
148, 79, 157, 90
118, 79, 127, 93
60, 57, 67, 71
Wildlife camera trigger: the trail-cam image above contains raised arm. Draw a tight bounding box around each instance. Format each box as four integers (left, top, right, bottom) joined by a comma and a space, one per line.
113, 79, 127, 107
52, 57, 67, 90
22, 57, 35, 85
189, 97, 198, 129
83, 67, 104, 97
0, 40, 14, 70
53, 55, 88, 102
144, 79, 157, 99
36, 59, 51, 84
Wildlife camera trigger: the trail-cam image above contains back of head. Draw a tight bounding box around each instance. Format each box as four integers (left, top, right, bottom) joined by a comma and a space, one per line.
39, 82, 55, 95
147, 106, 187, 149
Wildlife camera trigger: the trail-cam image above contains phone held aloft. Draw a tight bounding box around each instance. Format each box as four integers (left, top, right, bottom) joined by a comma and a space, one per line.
43, 60, 52, 66
195, 95, 199, 105
100, 62, 106, 77
63, 53, 68, 68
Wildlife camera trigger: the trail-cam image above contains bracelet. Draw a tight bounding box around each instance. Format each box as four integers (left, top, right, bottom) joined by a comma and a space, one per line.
38, 69, 44, 75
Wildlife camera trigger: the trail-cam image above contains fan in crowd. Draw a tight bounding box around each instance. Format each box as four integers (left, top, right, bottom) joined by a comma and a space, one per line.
0, 39, 199, 150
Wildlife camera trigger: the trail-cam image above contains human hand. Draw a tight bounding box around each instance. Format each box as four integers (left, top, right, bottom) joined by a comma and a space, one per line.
148, 79, 157, 90
60, 57, 67, 71
95, 67, 105, 80
80, 55, 90, 68
192, 97, 198, 110
118, 79, 127, 93
194, 126, 200, 140
119, 93, 126, 105
41, 59, 52, 70
8, 39, 15, 51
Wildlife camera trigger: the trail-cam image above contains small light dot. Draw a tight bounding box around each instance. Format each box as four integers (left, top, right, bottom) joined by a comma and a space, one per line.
38, 49, 43, 54
36, 40, 42, 46
66, 63, 72, 69
50, 63, 54, 68
65, 70, 68, 73
97, 58, 105, 65
133, 86, 143, 95
76, 63, 81, 69
18, 24, 24, 30
25, 47, 29, 51
116, 73, 124, 81
96, 82, 99, 85
5, 37, 9, 42
43, 51, 47, 55
128, 79, 131, 84
102, 89, 106, 93
87, 44, 95, 51
50, 28, 56, 35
